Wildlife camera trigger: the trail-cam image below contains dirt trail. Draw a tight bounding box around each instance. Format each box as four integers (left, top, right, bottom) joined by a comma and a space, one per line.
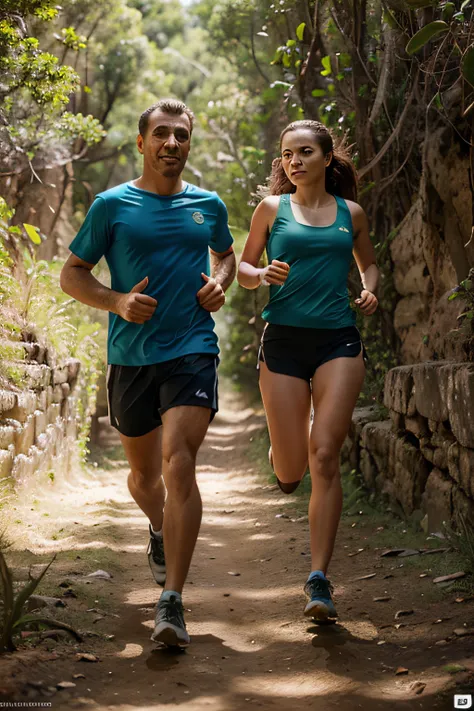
1, 387, 473, 710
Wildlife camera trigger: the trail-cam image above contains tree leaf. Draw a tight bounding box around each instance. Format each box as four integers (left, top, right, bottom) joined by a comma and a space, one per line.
23, 223, 41, 245
270, 48, 284, 65
311, 88, 326, 97
383, 9, 399, 28
321, 55, 332, 76
442, 2, 455, 20
461, 0, 471, 10
11, 557, 56, 629
461, 45, 474, 87
296, 22, 306, 41
406, 21, 450, 55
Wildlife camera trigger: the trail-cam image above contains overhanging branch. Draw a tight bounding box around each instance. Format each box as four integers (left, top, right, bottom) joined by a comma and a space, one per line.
358, 70, 419, 179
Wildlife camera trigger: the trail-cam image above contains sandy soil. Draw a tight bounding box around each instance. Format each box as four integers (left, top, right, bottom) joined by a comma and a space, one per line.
0, 387, 473, 710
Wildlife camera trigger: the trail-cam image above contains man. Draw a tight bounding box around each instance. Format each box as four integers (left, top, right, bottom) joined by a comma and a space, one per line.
60, 98, 235, 647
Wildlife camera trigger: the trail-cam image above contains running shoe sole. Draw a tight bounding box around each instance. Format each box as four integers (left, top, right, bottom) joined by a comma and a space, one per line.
147, 538, 166, 586
304, 600, 337, 621
151, 622, 190, 647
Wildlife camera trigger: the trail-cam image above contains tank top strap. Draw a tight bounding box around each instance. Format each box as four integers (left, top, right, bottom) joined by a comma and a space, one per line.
334, 195, 353, 235
277, 192, 292, 217
268, 193, 292, 243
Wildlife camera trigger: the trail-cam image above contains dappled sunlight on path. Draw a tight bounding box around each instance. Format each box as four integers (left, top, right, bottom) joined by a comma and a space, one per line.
1, 388, 473, 710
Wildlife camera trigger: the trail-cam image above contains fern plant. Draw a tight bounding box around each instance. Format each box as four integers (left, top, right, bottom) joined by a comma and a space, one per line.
443, 514, 474, 575
0, 536, 81, 653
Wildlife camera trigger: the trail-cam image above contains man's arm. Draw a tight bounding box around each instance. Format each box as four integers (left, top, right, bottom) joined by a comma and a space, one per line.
60, 254, 157, 324
197, 247, 236, 313
210, 247, 236, 292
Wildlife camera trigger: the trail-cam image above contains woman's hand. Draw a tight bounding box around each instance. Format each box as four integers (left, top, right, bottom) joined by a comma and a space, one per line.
259, 260, 290, 286
355, 290, 378, 316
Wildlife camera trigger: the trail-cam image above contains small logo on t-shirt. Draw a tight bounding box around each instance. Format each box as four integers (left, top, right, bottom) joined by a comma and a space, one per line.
339, 226, 350, 233
195, 389, 209, 399
192, 211, 205, 224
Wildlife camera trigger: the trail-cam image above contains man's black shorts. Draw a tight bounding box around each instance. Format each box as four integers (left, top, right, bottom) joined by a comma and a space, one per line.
258, 324, 367, 383
107, 353, 219, 437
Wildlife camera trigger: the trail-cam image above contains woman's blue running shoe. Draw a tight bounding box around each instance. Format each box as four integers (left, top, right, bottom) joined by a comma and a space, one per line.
303, 574, 338, 621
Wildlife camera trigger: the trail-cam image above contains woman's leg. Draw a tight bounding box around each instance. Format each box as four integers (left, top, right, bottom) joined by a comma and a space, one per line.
308, 353, 366, 575
259, 360, 311, 491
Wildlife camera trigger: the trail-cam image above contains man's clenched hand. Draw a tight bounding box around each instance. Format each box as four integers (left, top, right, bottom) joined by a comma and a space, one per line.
197, 273, 226, 312
116, 276, 157, 324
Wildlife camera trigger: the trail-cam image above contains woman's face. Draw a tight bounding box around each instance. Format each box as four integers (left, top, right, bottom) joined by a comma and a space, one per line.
280, 129, 332, 187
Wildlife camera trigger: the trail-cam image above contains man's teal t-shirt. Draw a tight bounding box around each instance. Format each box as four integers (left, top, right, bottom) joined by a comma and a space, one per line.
69, 181, 234, 366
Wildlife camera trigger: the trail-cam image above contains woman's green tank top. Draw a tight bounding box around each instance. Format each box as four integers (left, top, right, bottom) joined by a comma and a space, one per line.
261, 193, 356, 329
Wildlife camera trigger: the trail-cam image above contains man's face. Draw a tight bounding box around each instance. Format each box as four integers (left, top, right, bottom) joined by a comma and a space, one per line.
137, 109, 192, 178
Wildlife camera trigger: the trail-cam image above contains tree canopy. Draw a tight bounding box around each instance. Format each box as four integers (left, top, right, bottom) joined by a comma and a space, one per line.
0, 0, 473, 396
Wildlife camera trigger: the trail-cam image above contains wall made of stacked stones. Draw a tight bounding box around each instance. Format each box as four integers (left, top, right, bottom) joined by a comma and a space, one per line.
341, 362, 474, 531
0, 347, 81, 492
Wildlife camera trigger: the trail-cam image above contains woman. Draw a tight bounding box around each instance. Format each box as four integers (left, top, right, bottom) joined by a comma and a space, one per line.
237, 120, 379, 622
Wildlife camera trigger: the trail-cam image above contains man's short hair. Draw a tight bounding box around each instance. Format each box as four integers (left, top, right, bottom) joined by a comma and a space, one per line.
138, 99, 195, 137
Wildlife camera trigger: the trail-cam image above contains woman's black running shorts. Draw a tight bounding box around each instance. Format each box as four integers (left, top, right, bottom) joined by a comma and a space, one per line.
258, 324, 368, 383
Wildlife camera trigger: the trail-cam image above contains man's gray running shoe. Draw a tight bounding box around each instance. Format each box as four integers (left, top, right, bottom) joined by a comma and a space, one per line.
151, 594, 190, 647
147, 525, 166, 586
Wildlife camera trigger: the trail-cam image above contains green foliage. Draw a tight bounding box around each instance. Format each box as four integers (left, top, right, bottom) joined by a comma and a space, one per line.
59, 26, 87, 51
321, 55, 332, 76
0, 205, 27, 384
57, 113, 105, 145
0, 540, 80, 653
73, 321, 102, 459
448, 268, 474, 325
2, 0, 471, 412
462, 45, 474, 86
0, 0, 105, 179
406, 21, 450, 54
0, 201, 103, 454
129, 0, 186, 47
19, 251, 103, 455
399, 0, 474, 114
443, 514, 474, 574
218, 281, 266, 395
1, 29, 80, 106
23, 224, 41, 246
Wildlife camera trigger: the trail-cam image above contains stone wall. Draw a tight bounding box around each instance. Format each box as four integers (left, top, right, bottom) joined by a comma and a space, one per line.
0, 343, 81, 492
390, 125, 473, 364
342, 361, 474, 531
